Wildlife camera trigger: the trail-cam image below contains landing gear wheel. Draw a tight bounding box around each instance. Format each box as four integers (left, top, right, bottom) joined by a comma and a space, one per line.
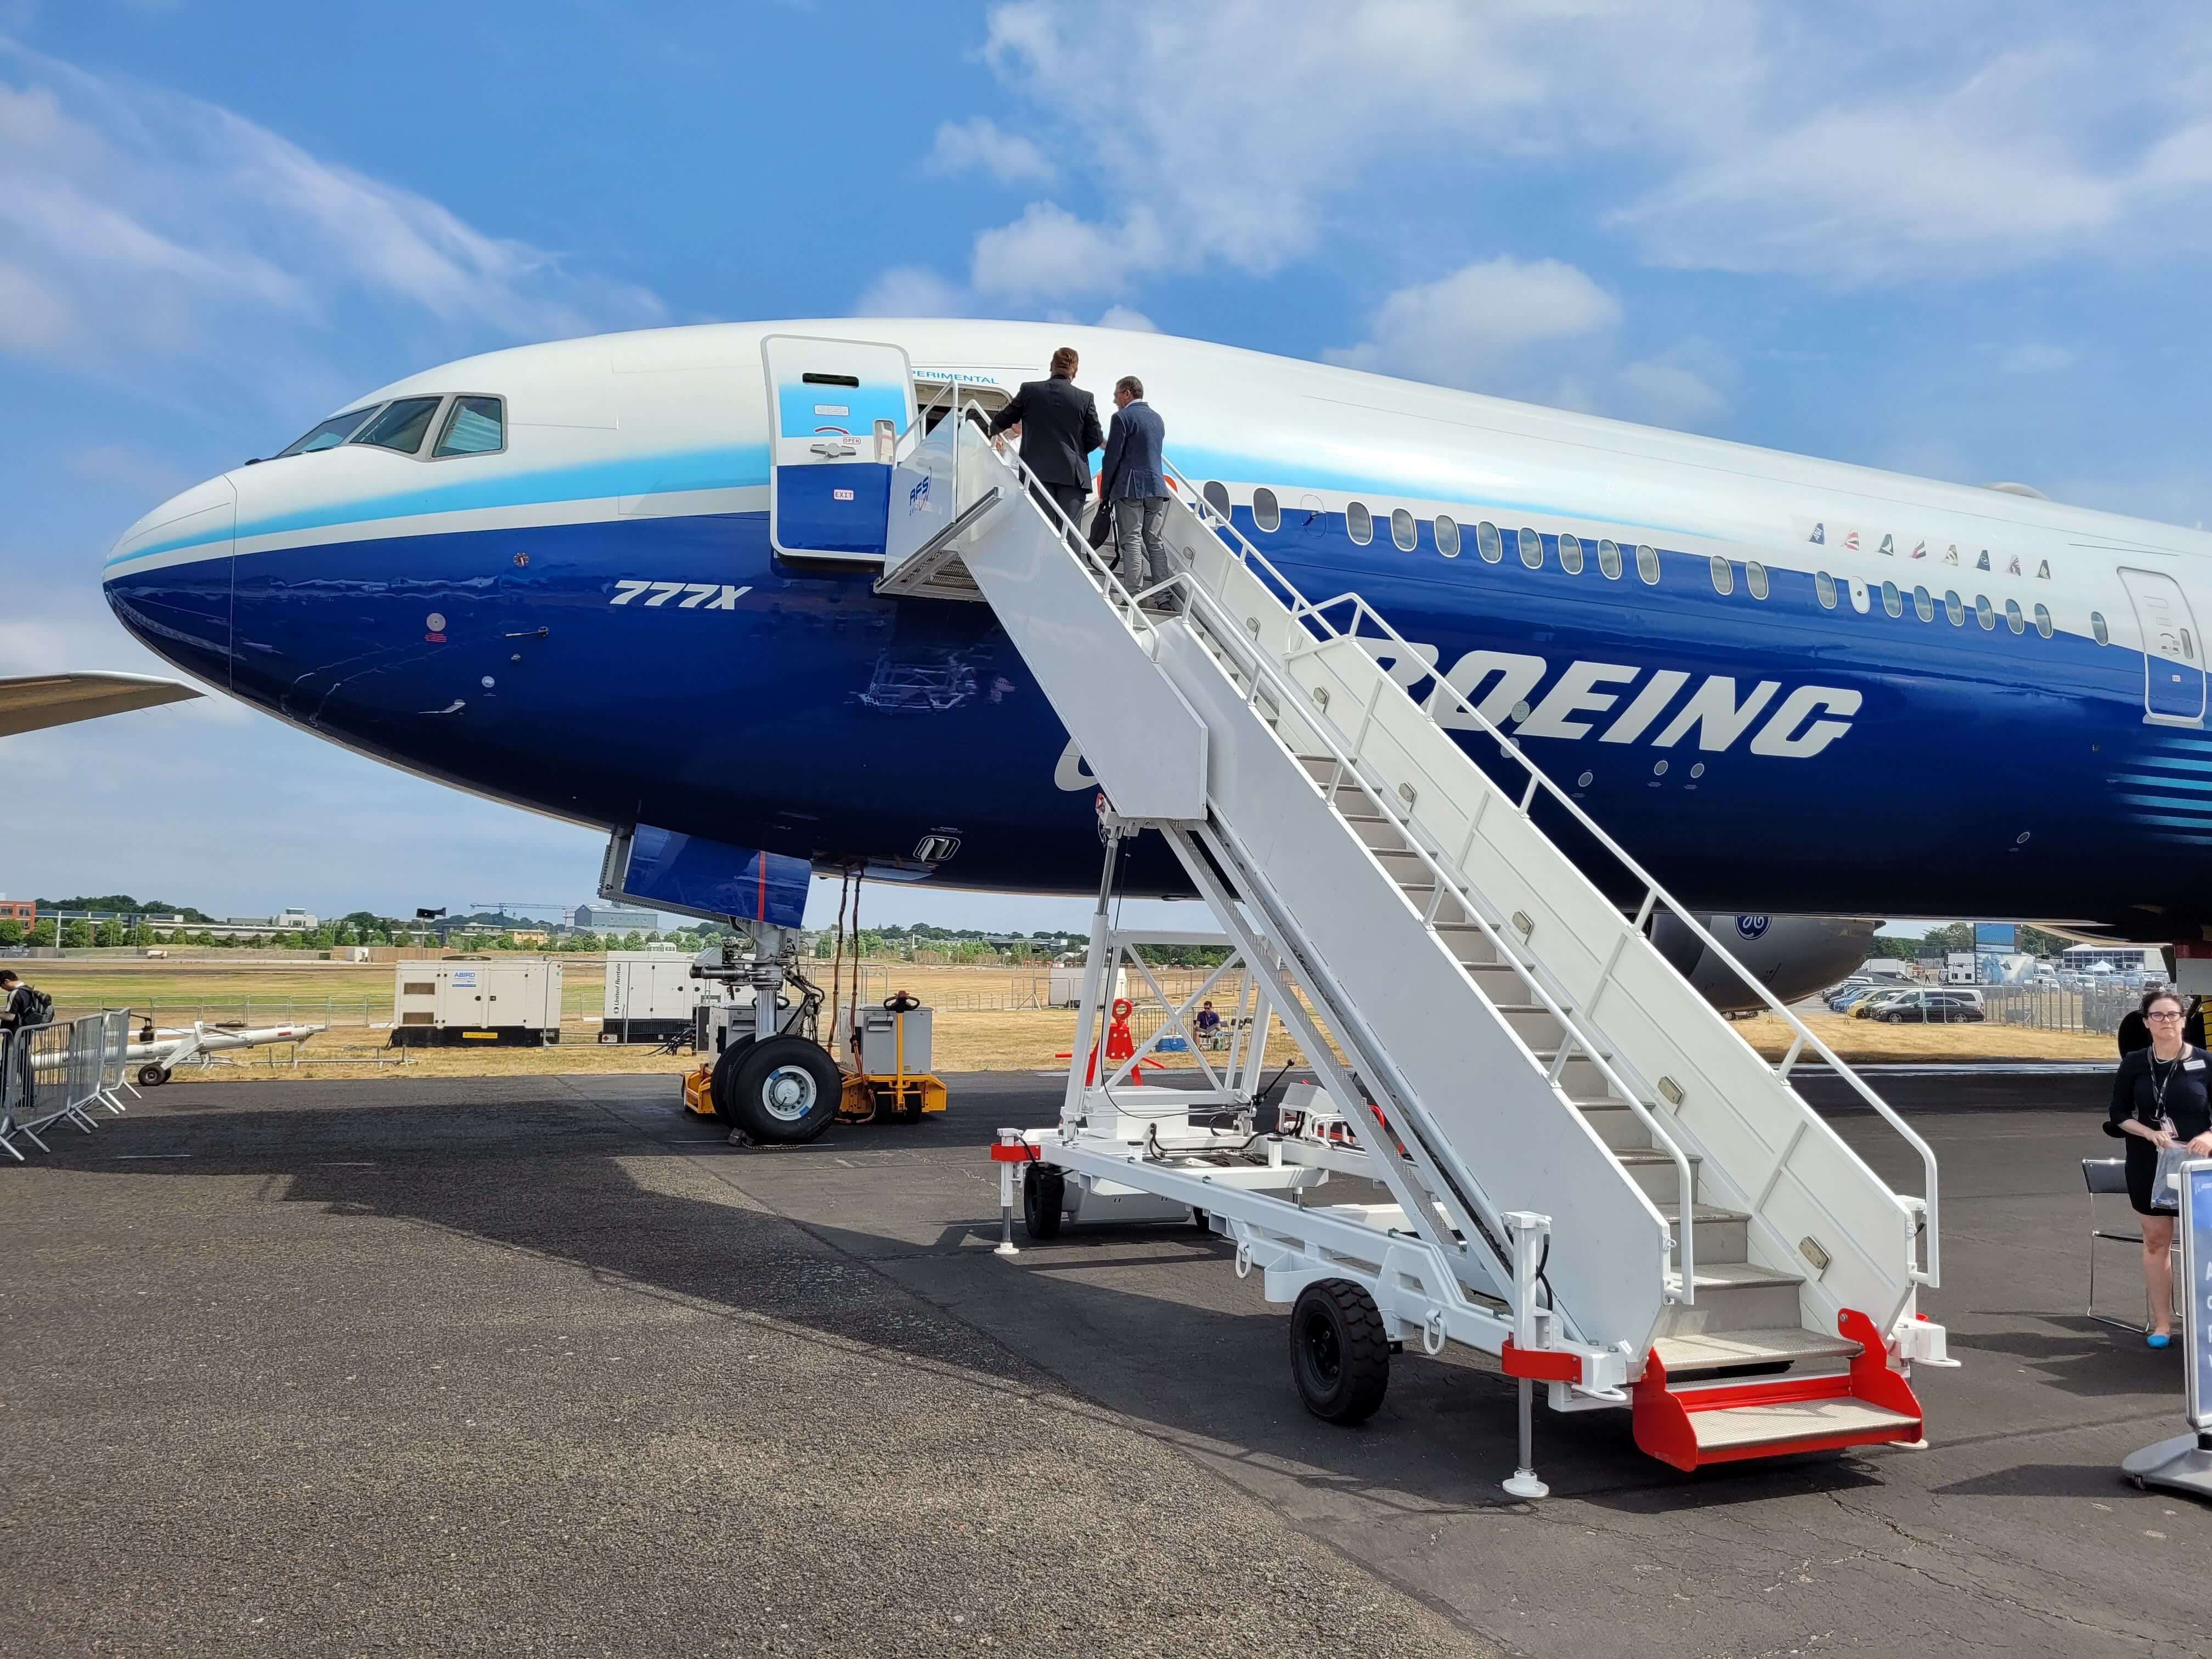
137, 1064, 170, 1088
1023, 1164, 1066, 1240
724, 1036, 840, 1145
707, 1037, 760, 1126
1289, 1279, 1390, 1425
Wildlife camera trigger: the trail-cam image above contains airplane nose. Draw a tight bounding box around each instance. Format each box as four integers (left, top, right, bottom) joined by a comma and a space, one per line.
103, 473, 238, 689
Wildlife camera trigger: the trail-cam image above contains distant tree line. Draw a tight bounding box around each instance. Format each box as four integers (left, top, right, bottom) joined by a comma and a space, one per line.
1869, 923, 2079, 962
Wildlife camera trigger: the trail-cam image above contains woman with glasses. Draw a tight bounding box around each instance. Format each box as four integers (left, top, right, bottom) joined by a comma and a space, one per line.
2106, 988, 2212, 1345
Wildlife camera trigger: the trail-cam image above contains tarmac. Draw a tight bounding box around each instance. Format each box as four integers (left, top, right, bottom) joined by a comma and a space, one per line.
3, 1065, 2204, 1657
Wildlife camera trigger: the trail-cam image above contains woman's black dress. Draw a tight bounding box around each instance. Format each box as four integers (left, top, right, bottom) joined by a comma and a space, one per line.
2106, 1045, 2212, 1215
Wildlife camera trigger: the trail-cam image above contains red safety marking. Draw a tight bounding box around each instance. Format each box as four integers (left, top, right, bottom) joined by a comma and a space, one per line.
1499, 1340, 1581, 1383
1631, 1307, 1924, 1471
989, 1141, 1041, 1164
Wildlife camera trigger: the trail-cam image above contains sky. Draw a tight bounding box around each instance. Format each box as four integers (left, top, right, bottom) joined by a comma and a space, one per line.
4, 2, 2211, 933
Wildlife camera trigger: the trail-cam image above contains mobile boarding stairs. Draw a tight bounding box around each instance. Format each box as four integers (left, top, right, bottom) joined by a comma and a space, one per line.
877, 390, 1953, 1486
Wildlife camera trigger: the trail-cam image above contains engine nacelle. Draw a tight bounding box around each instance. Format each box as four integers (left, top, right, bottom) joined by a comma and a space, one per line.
1649, 913, 1878, 1015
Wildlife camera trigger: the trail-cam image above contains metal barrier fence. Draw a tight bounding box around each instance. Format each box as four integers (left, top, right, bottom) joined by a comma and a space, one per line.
1979, 984, 2137, 1035
0, 1012, 133, 1160
0, 1029, 19, 1161
98, 1008, 131, 1114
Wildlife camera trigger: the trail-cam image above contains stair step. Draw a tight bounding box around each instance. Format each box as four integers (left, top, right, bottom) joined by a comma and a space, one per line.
1493, 1002, 1565, 1045
1663, 1260, 1807, 1331
1615, 1147, 1696, 1206
1651, 1327, 1863, 1377
1576, 1100, 1661, 1148
1685, 1396, 1918, 1454
1685, 1260, 1803, 1291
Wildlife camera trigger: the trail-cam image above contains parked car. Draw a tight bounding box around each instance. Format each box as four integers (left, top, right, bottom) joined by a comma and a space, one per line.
1831, 986, 1902, 1013
1871, 990, 1986, 1024
1850, 988, 1919, 1017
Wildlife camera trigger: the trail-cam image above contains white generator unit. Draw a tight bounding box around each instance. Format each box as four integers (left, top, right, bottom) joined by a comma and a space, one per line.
390, 958, 564, 1047
601, 951, 725, 1043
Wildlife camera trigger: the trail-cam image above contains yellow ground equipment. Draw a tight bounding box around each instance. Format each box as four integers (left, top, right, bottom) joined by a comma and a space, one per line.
838, 992, 948, 1123
681, 991, 945, 1133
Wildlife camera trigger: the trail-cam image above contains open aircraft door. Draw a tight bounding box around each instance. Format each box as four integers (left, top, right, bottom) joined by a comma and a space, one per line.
763, 335, 915, 563
2119, 567, 2207, 726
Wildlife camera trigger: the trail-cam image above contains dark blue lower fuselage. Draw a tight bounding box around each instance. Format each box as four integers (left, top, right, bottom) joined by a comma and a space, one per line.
104, 503, 2207, 935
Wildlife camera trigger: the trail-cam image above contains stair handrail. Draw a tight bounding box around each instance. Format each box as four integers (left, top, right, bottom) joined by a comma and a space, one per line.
952, 431, 1698, 1303
1160, 457, 1939, 1291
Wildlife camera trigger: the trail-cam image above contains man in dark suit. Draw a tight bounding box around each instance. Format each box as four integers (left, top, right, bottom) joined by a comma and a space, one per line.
1099, 375, 1171, 601
987, 346, 1103, 529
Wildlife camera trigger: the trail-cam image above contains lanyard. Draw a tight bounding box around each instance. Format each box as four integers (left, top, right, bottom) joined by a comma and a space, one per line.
2150, 1045, 2192, 1126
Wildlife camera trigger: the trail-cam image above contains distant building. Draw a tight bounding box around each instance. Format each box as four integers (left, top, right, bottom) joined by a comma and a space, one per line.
575, 902, 658, 933
223, 907, 318, 932
2059, 944, 2162, 977
0, 896, 34, 927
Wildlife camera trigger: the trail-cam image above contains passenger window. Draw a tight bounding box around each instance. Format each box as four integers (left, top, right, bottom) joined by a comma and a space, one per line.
1519, 526, 1543, 569
1434, 515, 1460, 557
1476, 521, 1503, 563
1912, 585, 1933, 622
2005, 599, 2024, 634
278, 406, 380, 456
1346, 501, 1373, 545
1635, 543, 1660, 585
1559, 533, 1584, 575
1975, 594, 1995, 630
1709, 556, 1734, 596
1598, 539, 1621, 580
2091, 610, 2108, 645
1815, 570, 1837, 609
2038, 603, 2056, 640
349, 396, 443, 455
1881, 580, 1901, 617
1391, 506, 1417, 551
1252, 487, 1280, 533
432, 395, 505, 458
1202, 480, 1232, 520
1746, 560, 1768, 600
1943, 590, 1964, 626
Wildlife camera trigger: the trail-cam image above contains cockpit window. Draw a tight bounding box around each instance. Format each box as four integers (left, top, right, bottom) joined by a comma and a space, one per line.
434, 396, 506, 458
348, 397, 443, 455
277, 407, 380, 457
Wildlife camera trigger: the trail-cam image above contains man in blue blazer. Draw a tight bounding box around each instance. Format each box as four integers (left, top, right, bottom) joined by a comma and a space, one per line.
1099, 376, 1171, 602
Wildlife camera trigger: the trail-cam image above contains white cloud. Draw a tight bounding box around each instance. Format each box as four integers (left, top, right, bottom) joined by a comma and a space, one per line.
1611, 38, 2212, 282
0, 255, 71, 351
851, 263, 970, 318
1616, 356, 1728, 427
926, 116, 1056, 185
1999, 342, 2076, 374
969, 202, 1164, 302
0, 39, 665, 388
975, 0, 1760, 286
1325, 257, 1621, 388
960, 4, 2212, 300
1097, 305, 1157, 332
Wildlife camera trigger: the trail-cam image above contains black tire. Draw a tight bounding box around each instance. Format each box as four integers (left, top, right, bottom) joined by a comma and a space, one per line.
707, 1036, 759, 1126
1190, 1206, 1210, 1232
1289, 1279, 1390, 1425
724, 1036, 840, 1145
1023, 1164, 1066, 1239
137, 1064, 169, 1088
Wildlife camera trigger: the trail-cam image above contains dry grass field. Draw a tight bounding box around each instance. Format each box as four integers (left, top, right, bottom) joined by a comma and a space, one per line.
15, 957, 2117, 1086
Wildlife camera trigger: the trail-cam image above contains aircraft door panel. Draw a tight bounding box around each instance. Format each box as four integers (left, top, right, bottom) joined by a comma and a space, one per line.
2119, 567, 2206, 725
763, 335, 914, 562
